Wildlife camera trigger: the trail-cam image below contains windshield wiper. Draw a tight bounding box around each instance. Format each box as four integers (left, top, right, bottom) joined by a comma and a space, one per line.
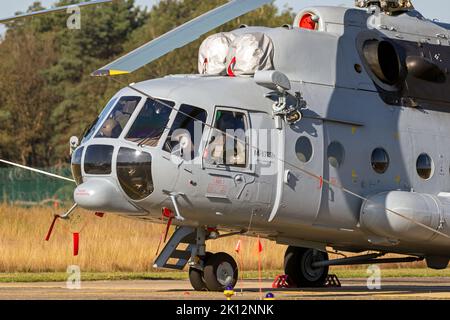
135, 125, 171, 147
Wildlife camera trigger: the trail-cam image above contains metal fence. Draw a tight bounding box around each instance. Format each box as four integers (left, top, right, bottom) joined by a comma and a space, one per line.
0, 166, 74, 206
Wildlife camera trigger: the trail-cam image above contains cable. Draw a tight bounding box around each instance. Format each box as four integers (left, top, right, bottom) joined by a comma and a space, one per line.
107, 76, 450, 240
0, 159, 76, 183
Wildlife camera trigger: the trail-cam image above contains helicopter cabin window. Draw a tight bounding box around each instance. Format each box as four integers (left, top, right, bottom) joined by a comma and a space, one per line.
206, 110, 247, 167
163, 104, 207, 159
417, 153, 434, 180
95, 96, 141, 139
295, 136, 313, 163
371, 148, 389, 174
327, 141, 345, 168
125, 98, 175, 147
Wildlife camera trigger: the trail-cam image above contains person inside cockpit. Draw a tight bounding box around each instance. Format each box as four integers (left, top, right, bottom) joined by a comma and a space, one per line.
96, 97, 141, 138
208, 110, 247, 166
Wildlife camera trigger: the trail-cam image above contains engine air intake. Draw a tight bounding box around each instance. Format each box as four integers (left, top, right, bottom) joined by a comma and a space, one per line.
363, 40, 403, 86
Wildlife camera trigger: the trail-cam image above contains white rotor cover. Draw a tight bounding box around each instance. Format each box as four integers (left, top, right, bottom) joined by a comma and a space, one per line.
198, 32, 235, 75
227, 32, 274, 76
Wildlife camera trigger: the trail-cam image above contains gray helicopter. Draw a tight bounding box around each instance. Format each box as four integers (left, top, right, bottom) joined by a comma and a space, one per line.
3, 0, 450, 292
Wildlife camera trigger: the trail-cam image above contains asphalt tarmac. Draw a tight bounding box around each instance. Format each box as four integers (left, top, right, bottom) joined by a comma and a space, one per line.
1, 278, 450, 300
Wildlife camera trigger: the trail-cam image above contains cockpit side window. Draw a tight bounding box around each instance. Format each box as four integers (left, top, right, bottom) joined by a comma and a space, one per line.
82, 97, 118, 142
163, 104, 207, 159
206, 109, 248, 167
125, 98, 174, 147
95, 96, 141, 139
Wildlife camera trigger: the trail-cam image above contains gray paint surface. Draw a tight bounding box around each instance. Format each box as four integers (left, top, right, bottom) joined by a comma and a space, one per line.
74, 5, 450, 261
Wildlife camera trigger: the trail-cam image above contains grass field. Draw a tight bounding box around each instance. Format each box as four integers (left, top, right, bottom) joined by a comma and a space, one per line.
0, 204, 445, 282
0, 205, 285, 273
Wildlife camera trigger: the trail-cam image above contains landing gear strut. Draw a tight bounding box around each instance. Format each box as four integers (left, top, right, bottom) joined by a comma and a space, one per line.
189, 252, 238, 292
284, 246, 329, 288
153, 226, 239, 292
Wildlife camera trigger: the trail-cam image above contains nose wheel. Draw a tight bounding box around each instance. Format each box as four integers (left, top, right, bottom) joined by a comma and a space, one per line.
189, 252, 238, 292
188, 252, 212, 291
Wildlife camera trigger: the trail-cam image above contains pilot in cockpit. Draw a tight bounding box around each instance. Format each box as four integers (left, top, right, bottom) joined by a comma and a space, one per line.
97, 98, 140, 138
208, 111, 246, 166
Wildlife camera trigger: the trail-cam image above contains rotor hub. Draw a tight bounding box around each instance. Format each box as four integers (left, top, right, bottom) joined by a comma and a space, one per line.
355, 0, 414, 15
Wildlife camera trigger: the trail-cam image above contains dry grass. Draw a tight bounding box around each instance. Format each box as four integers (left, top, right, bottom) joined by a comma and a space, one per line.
0, 205, 430, 274
0, 205, 285, 273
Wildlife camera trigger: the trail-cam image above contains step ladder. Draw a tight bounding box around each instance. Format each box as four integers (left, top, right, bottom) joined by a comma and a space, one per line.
153, 226, 196, 270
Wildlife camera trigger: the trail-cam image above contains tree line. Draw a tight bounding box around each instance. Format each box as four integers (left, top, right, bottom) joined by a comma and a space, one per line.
0, 0, 293, 167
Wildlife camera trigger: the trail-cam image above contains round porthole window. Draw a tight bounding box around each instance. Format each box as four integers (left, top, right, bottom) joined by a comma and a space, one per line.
327, 141, 345, 168
416, 153, 434, 180
371, 148, 389, 174
295, 136, 313, 163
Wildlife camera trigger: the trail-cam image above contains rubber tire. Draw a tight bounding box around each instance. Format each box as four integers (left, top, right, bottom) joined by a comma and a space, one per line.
188, 252, 213, 291
189, 267, 207, 291
284, 246, 329, 288
203, 252, 238, 292
284, 246, 301, 287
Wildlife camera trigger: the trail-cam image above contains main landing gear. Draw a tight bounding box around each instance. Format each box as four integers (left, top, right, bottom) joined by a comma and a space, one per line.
284, 246, 329, 288
283, 245, 425, 288
154, 227, 425, 291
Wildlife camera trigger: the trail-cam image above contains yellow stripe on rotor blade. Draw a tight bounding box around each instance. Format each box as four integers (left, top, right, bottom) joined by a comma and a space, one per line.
91, 69, 129, 77
109, 70, 130, 76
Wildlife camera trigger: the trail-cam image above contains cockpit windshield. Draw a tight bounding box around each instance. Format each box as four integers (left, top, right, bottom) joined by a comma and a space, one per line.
95, 96, 141, 139
82, 97, 118, 142
126, 98, 174, 147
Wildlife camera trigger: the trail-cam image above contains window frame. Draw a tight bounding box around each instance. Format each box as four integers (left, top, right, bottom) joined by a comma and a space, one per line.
295, 136, 314, 164
327, 140, 345, 169
203, 106, 253, 172
416, 152, 434, 180
93, 96, 144, 140
162, 103, 208, 159
123, 97, 176, 147
371, 147, 390, 175
83, 144, 115, 176
82, 96, 119, 143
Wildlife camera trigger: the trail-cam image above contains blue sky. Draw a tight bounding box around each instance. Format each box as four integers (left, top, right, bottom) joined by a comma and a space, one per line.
1, 0, 449, 35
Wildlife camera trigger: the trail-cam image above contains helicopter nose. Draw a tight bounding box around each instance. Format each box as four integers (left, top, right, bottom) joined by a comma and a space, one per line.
74, 178, 140, 213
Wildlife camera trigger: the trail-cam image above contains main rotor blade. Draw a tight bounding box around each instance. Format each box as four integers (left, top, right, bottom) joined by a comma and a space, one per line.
0, 0, 112, 24
0, 159, 76, 183
92, 0, 272, 77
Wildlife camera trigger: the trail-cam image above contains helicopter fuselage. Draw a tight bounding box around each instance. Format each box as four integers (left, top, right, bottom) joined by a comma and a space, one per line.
73, 6, 450, 265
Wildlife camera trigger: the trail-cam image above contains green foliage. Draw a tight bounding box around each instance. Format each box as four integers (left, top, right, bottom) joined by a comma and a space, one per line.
0, 0, 293, 167
0, 166, 73, 204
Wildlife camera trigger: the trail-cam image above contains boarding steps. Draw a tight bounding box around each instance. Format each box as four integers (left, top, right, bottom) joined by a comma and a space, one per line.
153, 226, 197, 270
